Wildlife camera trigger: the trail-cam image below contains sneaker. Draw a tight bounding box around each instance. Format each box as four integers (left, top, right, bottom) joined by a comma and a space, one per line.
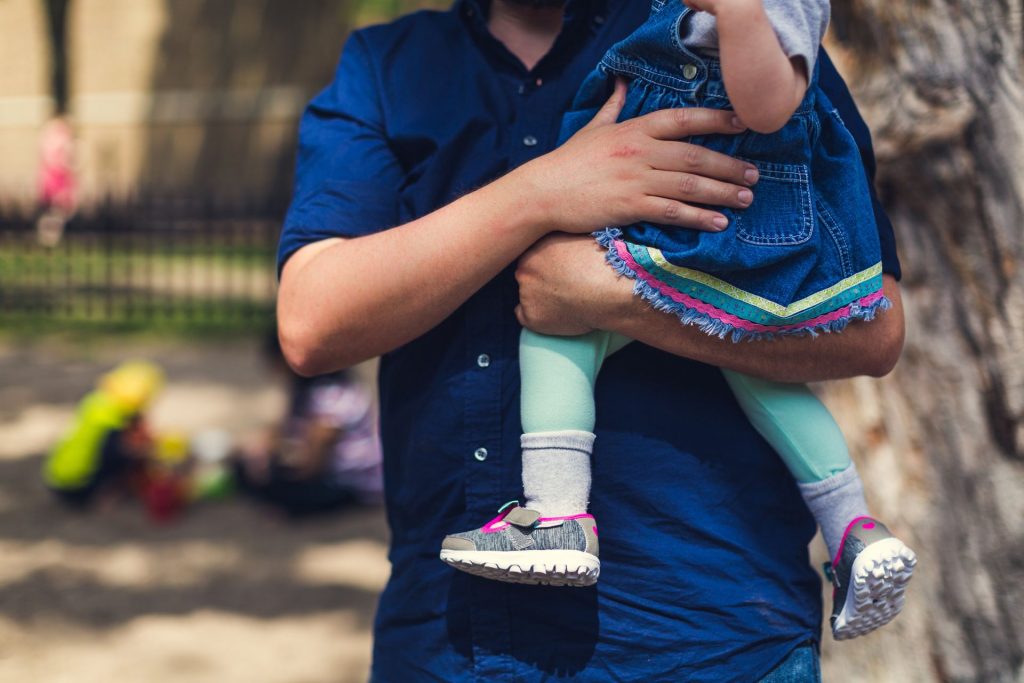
825, 516, 917, 640
440, 501, 600, 587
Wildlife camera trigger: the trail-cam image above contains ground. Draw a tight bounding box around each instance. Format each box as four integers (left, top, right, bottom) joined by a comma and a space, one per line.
0, 336, 387, 683
0, 335, 925, 683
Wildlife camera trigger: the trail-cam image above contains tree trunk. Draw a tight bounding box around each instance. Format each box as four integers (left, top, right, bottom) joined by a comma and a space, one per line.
43, 0, 71, 114
819, 2, 1024, 681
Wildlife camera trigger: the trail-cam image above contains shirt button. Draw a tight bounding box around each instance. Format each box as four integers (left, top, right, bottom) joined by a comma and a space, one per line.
474, 447, 489, 462
518, 83, 527, 95
476, 354, 491, 368
594, 15, 605, 25
682, 63, 699, 80
523, 135, 538, 147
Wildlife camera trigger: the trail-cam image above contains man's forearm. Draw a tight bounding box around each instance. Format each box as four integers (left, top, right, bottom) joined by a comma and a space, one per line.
278, 171, 546, 375
279, 101, 757, 376
607, 276, 905, 383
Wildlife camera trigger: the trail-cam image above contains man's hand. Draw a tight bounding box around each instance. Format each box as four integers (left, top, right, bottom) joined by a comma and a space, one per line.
515, 233, 627, 335
516, 234, 906, 382
517, 79, 760, 235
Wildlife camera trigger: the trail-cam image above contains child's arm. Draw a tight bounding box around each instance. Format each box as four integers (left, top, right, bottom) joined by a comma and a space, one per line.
683, 0, 809, 134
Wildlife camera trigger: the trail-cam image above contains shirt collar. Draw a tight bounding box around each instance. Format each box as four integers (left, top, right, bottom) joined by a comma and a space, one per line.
455, 0, 609, 75
457, 0, 608, 21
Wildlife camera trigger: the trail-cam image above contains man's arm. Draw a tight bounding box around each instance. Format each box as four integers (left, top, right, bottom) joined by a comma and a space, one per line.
514, 234, 904, 383
279, 87, 761, 375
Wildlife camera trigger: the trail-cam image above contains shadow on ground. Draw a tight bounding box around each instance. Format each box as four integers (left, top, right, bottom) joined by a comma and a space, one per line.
0, 454, 388, 630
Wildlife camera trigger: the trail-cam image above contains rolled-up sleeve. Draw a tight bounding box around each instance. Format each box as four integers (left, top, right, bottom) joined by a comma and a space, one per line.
278, 31, 404, 273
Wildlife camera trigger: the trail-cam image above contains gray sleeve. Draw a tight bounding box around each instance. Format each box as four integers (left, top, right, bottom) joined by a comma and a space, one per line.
763, 0, 831, 74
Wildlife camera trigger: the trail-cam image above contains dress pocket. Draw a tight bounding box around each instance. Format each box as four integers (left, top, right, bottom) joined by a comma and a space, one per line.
733, 158, 814, 247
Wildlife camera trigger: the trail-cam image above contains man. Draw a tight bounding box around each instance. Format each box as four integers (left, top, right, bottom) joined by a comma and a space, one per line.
277, 1, 904, 680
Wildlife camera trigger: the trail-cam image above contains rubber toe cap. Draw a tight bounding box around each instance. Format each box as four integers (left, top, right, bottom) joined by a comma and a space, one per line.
441, 535, 476, 551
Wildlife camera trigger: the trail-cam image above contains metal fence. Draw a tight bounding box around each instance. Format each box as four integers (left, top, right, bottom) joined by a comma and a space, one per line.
0, 197, 283, 331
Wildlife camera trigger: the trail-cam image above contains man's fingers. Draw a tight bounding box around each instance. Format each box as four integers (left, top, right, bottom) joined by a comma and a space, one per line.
647, 170, 754, 210
637, 107, 746, 141
637, 196, 732, 232
646, 140, 759, 187
514, 304, 527, 327
582, 78, 628, 130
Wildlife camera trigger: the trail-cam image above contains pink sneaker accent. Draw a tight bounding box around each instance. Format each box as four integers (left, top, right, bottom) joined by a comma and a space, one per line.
833, 515, 875, 566
479, 509, 593, 534
481, 513, 511, 534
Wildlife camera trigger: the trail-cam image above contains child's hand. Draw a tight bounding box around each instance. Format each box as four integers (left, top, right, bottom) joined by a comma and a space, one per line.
681, 0, 719, 14
682, 0, 760, 16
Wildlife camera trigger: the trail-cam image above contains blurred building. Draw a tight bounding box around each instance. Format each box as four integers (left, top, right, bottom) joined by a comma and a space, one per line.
0, 0, 356, 206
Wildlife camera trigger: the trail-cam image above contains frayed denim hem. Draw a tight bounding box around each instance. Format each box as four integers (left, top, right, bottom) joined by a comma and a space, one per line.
594, 227, 891, 343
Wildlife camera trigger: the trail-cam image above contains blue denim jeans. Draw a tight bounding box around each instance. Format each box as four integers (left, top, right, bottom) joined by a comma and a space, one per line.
757, 643, 822, 683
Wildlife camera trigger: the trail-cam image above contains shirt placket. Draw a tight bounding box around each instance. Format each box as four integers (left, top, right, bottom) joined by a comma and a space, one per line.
458, 7, 589, 680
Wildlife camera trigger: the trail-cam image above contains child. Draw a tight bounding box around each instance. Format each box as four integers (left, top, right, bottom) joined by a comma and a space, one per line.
45, 361, 163, 508
440, 0, 916, 640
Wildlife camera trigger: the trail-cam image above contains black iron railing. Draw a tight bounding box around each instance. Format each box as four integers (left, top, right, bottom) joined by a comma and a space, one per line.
0, 196, 283, 331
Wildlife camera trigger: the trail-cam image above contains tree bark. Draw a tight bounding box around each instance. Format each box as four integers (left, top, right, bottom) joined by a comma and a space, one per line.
819, 2, 1024, 681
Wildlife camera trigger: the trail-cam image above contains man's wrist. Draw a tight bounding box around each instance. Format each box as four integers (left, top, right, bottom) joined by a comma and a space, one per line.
589, 268, 642, 332
504, 156, 564, 239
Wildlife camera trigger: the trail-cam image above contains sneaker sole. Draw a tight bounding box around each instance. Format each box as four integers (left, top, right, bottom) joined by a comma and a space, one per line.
832, 537, 917, 640
439, 549, 600, 587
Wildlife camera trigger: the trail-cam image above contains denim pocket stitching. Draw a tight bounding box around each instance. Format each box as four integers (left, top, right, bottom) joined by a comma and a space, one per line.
734, 157, 814, 246
816, 198, 854, 278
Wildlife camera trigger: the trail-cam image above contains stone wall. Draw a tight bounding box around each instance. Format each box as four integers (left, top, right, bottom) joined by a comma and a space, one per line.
0, 0, 354, 205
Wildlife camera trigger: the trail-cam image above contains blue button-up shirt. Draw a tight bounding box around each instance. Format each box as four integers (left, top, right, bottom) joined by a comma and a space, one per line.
279, 2, 901, 681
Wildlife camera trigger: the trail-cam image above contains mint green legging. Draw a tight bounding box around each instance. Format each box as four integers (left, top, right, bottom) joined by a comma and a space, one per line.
520, 329, 851, 483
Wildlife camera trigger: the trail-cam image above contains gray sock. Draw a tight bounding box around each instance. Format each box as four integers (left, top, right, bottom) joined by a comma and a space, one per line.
521, 430, 595, 518
798, 464, 871, 561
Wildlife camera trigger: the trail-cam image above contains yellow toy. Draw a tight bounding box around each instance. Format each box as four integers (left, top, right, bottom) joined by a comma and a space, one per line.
44, 361, 164, 493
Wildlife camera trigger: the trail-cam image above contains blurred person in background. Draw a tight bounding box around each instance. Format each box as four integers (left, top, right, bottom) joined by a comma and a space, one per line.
35, 116, 78, 247
276, 0, 904, 680
233, 331, 383, 518
44, 361, 164, 509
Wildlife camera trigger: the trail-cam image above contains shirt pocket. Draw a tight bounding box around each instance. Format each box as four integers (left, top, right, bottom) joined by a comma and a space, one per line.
731, 158, 814, 247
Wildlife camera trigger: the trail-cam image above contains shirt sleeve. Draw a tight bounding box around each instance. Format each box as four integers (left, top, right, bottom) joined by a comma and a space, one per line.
764, 0, 831, 75
817, 49, 902, 280
277, 30, 404, 274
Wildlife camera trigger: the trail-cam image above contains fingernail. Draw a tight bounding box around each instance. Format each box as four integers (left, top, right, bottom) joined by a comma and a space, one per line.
744, 167, 759, 185
731, 116, 745, 129
738, 189, 753, 205
712, 215, 729, 230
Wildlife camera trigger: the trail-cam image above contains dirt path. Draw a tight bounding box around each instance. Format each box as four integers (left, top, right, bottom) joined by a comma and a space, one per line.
0, 337, 386, 683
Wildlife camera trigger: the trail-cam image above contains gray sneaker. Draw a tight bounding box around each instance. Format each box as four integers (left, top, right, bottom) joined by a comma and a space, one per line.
440, 502, 600, 587
825, 516, 917, 640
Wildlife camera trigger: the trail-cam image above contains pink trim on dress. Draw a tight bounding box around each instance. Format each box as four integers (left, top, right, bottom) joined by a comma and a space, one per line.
614, 241, 885, 333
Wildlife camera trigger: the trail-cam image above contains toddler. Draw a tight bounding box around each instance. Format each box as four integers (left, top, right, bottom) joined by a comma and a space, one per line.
441, 0, 916, 640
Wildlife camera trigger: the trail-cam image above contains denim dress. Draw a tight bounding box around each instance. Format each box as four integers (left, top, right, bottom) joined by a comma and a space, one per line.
563, 4, 889, 340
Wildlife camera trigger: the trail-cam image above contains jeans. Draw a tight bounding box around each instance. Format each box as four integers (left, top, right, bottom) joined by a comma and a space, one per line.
758, 643, 822, 682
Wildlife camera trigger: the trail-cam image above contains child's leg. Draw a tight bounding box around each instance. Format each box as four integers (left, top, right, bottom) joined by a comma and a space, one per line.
721, 370, 868, 560
720, 370, 918, 640
519, 328, 631, 517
